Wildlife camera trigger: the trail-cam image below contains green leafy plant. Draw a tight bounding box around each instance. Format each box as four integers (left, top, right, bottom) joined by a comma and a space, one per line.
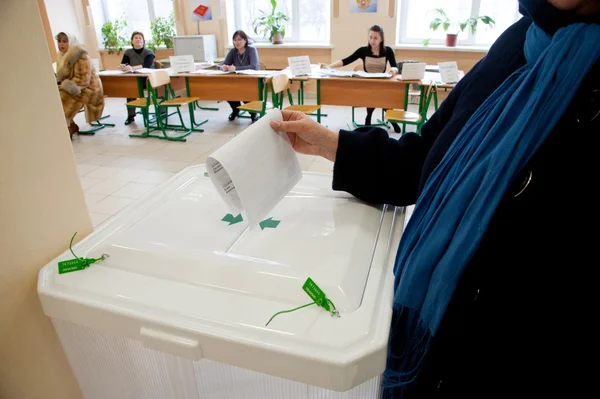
252, 0, 289, 43
101, 16, 128, 54
423, 8, 495, 46
148, 11, 176, 52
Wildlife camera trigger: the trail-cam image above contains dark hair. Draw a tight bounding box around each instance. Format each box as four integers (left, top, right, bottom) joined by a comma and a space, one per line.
232, 30, 251, 48
368, 25, 385, 54
131, 31, 146, 47
55, 32, 68, 42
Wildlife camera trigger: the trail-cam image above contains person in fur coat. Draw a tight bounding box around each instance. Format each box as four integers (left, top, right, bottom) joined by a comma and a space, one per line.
55, 32, 104, 139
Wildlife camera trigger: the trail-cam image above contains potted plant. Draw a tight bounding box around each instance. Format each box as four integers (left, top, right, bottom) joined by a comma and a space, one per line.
252, 0, 289, 44
148, 11, 176, 52
101, 16, 128, 54
424, 8, 495, 47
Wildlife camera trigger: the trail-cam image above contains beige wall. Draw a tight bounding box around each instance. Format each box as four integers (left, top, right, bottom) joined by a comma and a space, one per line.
44, 0, 101, 65
0, 1, 93, 398
331, 0, 397, 70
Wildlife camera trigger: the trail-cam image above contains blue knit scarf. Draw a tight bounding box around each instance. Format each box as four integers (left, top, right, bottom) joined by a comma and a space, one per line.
383, 21, 600, 392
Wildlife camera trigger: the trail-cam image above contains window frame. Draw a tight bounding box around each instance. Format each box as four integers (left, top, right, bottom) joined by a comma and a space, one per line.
231, 0, 330, 44
396, 0, 520, 47
95, 0, 171, 48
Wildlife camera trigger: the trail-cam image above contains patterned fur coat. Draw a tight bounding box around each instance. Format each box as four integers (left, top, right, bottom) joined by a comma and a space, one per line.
56, 44, 104, 123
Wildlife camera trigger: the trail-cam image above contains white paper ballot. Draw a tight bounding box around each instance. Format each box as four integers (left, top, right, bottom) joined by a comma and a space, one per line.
438, 61, 460, 84
288, 55, 312, 76
170, 55, 195, 73
206, 109, 302, 227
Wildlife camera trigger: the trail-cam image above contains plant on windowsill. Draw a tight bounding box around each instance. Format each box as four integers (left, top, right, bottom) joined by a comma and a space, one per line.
101, 16, 128, 55
147, 11, 176, 52
423, 8, 495, 47
252, 0, 289, 44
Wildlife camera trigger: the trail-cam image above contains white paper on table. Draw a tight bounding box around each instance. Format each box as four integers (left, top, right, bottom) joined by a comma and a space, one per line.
206, 109, 302, 227
319, 69, 354, 78
352, 71, 392, 79
288, 55, 312, 77
235, 69, 274, 76
170, 55, 195, 73
189, 69, 233, 75
438, 61, 460, 84
134, 68, 156, 74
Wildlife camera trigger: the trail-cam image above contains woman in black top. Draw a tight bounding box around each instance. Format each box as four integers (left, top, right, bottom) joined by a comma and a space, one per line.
322, 25, 400, 132
118, 31, 155, 125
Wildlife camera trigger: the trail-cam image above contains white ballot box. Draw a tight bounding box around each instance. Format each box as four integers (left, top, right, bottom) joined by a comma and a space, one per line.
38, 165, 406, 399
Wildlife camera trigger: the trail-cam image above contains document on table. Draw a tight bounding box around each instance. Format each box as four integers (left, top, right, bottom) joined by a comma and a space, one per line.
206, 109, 302, 227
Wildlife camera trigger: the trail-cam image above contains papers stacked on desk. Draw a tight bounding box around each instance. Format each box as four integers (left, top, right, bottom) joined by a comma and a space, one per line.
318, 69, 392, 79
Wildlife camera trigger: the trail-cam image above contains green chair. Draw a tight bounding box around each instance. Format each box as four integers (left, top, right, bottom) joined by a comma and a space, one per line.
128, 70, 204, 142
385, 83, 437, 135
77, 99, 116, 135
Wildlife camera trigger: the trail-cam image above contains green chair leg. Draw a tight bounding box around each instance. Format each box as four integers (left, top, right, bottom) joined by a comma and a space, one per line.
78, 115, 115, 135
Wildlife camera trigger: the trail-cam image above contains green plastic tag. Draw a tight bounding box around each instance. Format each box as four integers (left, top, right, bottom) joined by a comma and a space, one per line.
58, 259, 87, 274
302, 277, 330, 311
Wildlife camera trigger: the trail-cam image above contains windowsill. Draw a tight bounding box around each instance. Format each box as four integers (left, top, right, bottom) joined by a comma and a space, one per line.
226, 42, 333, 49
394, 43, 489, 53
98, 46, 172, 52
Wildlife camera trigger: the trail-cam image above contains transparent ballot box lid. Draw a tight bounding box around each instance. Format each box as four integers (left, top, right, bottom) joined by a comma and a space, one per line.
38, 165, 405, 391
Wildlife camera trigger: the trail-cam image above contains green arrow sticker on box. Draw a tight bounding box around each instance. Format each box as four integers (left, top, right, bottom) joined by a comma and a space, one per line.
221, 213, 243, 225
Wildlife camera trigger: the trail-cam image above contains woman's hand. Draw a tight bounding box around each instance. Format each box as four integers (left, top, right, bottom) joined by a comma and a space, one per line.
270, 111, 339, 162
319, 63, 330, 69
390, 67, 399, 75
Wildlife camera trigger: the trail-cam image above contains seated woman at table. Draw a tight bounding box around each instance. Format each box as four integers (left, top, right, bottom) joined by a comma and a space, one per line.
321, 24, 401, 133
221, 30, 260, 122
118, 31, 155, 125
55, 32, 104, 139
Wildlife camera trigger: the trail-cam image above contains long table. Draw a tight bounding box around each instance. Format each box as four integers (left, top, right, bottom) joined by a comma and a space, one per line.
98, 70, 460, 130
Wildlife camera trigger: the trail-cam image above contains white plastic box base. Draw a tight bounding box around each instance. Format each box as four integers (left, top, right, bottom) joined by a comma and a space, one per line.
53, 318, 381, 399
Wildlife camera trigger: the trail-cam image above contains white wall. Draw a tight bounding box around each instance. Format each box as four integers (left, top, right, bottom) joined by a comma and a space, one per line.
0, 1, 93, 398
331, 0, 397, 69
45, 0, 100, 63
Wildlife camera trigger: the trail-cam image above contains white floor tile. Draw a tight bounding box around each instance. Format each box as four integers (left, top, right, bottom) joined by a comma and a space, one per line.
113, 168, 147, 181
151, 160, 188, 173
85, 154, 121, 166
79, 176, 103, 190
88, 196, 135, 215
84, 166, 122, 180
77, 164, 100, 176
109, 156, 143, 168
84, 193, 107, 206
112, 182, 156, 199
85, 177, 130, 195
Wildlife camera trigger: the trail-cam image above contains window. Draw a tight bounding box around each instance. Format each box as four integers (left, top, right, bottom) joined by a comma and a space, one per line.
90, 0, 175, 47
230, 0, 330, 43
396, 0, 520, 46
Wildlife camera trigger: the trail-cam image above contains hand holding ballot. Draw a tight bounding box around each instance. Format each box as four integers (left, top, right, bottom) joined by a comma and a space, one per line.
206, 110, 304, 227
269, 111, 340, 162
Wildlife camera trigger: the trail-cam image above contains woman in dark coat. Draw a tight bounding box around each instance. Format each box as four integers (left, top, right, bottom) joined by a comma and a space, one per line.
269, 0, 600, 397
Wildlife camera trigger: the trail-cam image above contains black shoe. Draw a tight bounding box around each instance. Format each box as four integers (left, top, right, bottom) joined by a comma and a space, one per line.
228, 111, 239, 121
391, 122, 401, 133
250, 113, 258, 123
124, 115, 135, 125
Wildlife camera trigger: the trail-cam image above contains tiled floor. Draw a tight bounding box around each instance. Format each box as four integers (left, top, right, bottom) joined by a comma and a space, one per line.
73, 96, 417, 228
